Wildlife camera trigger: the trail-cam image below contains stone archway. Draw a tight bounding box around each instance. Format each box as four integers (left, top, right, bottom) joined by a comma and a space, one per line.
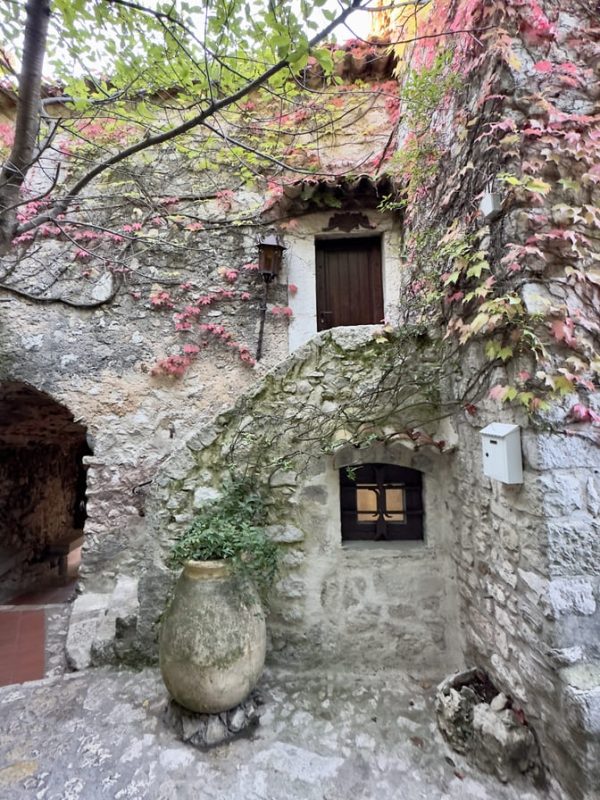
0, 382, 91, 685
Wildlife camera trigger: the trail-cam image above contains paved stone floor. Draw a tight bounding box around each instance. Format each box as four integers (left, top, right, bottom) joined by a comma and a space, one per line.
0, 666, 547, 800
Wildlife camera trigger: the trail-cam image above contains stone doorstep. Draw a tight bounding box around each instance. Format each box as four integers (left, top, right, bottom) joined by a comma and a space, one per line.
65, 577, 139, 670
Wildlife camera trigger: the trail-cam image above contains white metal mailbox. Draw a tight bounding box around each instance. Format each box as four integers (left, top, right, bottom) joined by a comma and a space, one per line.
480, 423, 523, 484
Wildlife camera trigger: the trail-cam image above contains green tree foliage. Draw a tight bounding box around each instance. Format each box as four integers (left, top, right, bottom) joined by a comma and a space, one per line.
0, 0, 368, 251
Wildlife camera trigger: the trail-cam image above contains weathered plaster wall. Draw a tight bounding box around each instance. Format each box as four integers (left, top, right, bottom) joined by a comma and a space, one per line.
278, 442, 463, 674
0, 199, 406, 668
0, 218, 289, 588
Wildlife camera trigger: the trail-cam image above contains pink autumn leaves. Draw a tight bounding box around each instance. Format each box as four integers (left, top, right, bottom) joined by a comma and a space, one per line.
151, 276, 256, 375
151, 266, 295, 378
152, 321, 256, 377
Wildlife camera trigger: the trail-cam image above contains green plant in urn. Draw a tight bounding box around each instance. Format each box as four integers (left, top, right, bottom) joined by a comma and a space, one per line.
160, 477, 278, 714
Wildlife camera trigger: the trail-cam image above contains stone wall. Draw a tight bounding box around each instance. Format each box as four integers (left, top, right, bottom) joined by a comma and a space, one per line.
144, 322, 598, 800
445, 409, 599, 800
146, 326, 463, 675
0, 2, 597, 797
386, 2, 600, 797
0, 189, 402, 670
0, 213, 289, 588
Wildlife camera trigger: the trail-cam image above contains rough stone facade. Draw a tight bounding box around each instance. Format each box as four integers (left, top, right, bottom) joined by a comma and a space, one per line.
390, 4, 600, 798
0, 214, 288, 588
144, 329, 598, 800
449, 413, 600, 800
147, 326, 463, 676
0, 2, 598, 799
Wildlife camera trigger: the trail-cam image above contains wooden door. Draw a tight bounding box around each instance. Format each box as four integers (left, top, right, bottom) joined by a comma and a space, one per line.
315, 237, 384, 331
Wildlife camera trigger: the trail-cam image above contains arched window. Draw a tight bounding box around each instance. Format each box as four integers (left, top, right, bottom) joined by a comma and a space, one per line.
340, 463, 424, 541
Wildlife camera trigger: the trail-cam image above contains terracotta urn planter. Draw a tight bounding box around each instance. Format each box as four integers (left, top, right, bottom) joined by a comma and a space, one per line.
159, 560, 266, 714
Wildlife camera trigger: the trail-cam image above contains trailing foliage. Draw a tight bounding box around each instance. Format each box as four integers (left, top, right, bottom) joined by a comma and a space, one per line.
1, 0, 598, 437
383, 0, 600, 431
169, 477, 279, 601
0, 0, 400, 369
194, 325, 492, 498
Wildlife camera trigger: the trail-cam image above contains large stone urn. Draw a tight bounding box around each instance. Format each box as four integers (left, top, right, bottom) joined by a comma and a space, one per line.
159, 560, 266, 713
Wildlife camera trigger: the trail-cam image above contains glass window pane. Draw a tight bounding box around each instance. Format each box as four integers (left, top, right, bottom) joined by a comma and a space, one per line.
384, 486, 405, 522
356, 485, 378, 522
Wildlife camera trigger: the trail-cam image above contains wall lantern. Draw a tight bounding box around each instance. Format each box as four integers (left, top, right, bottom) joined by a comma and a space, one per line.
258, 234, 286, 282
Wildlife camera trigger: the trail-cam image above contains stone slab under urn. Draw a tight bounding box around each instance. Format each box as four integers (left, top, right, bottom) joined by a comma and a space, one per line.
163, 690, 263, 749
435, 668, 542, 785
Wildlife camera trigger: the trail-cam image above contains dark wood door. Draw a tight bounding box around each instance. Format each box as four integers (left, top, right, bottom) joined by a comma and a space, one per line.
315, 237, 384, 331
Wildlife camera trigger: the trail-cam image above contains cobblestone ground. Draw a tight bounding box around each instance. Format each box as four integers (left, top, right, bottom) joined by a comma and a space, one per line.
0, 667, 547, 800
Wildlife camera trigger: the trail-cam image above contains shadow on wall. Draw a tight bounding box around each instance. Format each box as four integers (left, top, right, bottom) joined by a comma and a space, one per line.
0, 382, 91, 603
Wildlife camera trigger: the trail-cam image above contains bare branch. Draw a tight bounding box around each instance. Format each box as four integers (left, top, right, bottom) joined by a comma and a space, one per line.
0, 277, 121, 308
202, 120, 374, 177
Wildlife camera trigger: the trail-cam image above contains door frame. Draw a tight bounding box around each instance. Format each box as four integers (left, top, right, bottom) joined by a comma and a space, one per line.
282, 211, 402, 352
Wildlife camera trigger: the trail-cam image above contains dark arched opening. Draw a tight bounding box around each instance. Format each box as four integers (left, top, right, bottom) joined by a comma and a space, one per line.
0, 382, 91, 604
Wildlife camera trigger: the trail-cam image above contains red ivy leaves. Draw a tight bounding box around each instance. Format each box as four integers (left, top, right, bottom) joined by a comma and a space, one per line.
550, 318, 577, 347
568, 403, 600, 424
271, 305, 293, 318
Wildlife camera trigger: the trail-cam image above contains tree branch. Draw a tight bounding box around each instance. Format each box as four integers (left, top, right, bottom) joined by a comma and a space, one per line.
14, 0, 367, 237
0, 276, 121, 308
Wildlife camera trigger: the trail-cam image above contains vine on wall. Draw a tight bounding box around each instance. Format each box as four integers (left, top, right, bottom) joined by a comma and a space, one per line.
383, 0, 599, 436
2, 0, 598, 438
1, 35, 400, 373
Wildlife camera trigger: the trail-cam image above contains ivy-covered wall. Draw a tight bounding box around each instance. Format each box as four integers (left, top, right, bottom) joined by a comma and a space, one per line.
0, 60, 395, 598
0, 221, 287, 590
387, 2, 600, 798
0, 2, 598, 797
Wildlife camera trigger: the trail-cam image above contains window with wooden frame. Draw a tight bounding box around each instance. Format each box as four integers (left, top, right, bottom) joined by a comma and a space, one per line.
340, 463, 424, 542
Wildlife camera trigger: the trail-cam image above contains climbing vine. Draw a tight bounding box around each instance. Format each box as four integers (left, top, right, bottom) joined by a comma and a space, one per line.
185, 325, 494, 495
381, 0, 600, 433
1, 0, 598, 436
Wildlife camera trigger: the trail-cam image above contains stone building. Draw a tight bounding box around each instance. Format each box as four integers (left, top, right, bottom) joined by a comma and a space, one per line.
0, 2, 598, 799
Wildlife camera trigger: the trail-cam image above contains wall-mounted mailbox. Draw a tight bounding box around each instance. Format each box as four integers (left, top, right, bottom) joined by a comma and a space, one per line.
480, 191, 502, 221
480, 423, 523, 484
